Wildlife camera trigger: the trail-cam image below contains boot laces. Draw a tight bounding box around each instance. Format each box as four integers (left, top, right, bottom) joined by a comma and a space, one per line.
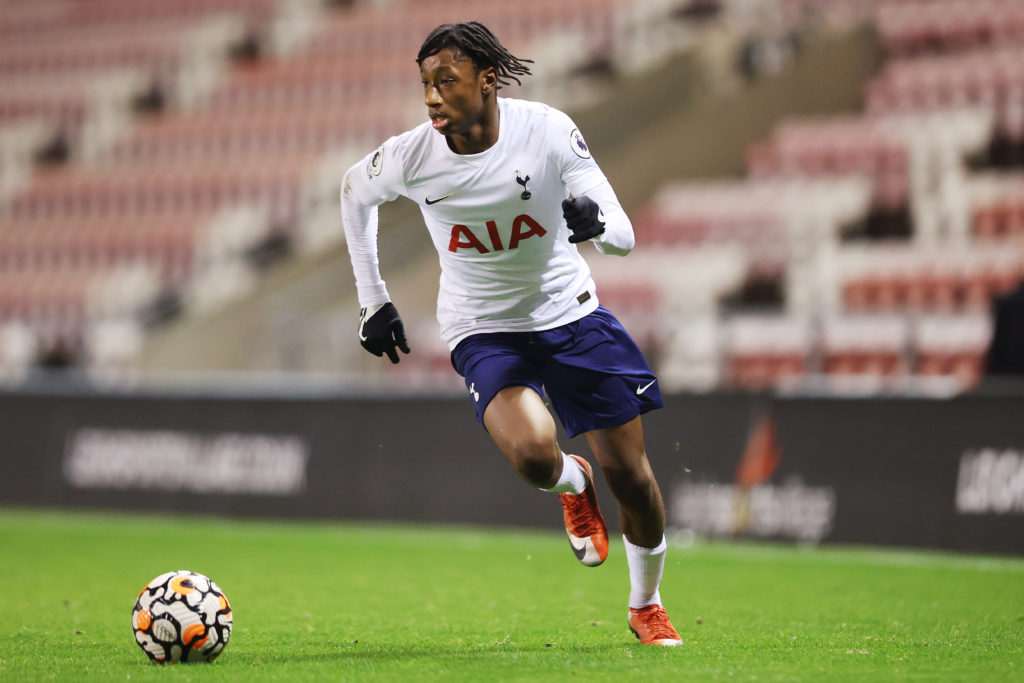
636, 606, 677, 639
559, 488, 597, 535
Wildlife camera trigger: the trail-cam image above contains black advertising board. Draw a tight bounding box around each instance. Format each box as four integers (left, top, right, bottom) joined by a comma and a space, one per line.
656, 394, 1024, 554
1, 388, 1021, 554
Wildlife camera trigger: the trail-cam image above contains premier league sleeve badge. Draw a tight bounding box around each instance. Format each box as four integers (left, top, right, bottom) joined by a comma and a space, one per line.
570, 129, 591, 159
367, 145, 385, 179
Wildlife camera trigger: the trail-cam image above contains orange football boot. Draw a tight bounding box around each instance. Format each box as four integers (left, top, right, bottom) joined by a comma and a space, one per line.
557, 454, 609, 567
628, 604, 683, 646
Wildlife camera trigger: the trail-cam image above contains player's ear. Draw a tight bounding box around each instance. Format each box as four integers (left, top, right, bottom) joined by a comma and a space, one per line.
480, 66, 497, 95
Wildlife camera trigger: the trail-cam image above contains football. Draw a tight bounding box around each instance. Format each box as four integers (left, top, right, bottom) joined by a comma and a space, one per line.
132, 570, 233, 663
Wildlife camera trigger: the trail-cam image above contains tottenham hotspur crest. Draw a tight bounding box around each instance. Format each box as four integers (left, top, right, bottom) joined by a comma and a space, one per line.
515, 171, 531, 200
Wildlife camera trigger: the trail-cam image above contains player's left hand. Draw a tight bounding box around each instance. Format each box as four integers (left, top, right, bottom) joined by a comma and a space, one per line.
562, 195, 605, 244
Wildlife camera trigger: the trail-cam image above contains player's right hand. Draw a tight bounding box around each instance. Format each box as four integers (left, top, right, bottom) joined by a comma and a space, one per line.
358, 302, 410, 364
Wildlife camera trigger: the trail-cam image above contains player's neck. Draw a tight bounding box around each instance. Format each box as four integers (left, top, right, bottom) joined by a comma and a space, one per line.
446, 101, 499, 155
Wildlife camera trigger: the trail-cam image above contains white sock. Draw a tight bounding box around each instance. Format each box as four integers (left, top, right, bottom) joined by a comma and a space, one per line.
540, 452, 587, 494
624, 534, 667, 609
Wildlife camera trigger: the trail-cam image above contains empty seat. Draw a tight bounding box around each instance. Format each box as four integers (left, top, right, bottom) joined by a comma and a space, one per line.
821, 314, 910, 377
875, 0, 1024, 56
724, 314, 812, 389
914, 313, 993, 387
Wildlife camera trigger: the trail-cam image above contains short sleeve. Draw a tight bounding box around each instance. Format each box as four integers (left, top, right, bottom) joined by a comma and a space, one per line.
549, 109, 608, 197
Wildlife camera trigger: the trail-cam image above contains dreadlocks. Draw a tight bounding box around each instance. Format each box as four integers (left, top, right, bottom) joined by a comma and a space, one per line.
417, 21, 533, 88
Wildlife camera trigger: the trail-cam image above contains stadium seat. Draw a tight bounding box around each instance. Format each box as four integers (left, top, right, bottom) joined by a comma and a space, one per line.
875, 0, 1024, 57
724, 314, 812, 389
838, 243, 1024, 314
821, 314, 910, 377
913, 313, 993, 387
0, 318, 37, 375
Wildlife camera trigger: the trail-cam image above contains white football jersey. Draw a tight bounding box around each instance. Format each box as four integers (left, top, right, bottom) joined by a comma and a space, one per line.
343, 97, 633, 349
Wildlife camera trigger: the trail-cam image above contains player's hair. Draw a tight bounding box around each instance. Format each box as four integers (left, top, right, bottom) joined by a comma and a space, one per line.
416, 21, 533, 87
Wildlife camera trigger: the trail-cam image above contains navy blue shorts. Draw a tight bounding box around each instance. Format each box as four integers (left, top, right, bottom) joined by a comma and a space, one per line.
450, 306, 663, 438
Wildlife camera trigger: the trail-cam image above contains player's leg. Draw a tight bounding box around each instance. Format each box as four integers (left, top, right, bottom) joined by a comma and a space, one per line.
483, 386, 609, 566
482, 385, 563, 488
452, 333, 561, 486
531, 304, 679, 645
451, 333, 609, 566
585, 417, 681, 646
583, 415, 663, 547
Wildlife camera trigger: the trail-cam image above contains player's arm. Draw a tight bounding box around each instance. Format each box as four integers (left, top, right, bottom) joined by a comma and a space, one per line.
561, 180, 635, 256
553, 111, 635, 256
340, 150, 410, 364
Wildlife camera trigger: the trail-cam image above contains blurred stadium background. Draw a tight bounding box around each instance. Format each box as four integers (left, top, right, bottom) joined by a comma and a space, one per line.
0, 0, 1022, 554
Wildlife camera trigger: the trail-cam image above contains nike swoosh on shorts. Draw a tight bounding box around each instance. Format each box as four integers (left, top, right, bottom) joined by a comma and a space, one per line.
636, 379, 656, 395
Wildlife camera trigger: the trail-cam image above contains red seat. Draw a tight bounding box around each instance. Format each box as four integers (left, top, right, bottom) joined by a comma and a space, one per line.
724, 315, 812, 390
821, 315, 910, 377
914, 314, 993, 388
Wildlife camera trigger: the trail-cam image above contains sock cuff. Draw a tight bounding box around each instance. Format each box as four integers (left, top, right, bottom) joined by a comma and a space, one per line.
539, 452, 586, 494
629, 591, 662, 610
622, 534, 667, 555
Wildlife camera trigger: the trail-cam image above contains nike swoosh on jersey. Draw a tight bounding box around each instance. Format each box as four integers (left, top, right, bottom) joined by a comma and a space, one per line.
636, 379, 657, 395
424, 193, 453, 205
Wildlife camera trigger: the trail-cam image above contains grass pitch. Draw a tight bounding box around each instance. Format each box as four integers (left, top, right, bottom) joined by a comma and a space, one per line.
1, 508, 1022, 681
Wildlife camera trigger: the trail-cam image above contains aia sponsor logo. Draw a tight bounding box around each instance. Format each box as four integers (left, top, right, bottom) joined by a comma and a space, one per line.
448, 214, 547, 253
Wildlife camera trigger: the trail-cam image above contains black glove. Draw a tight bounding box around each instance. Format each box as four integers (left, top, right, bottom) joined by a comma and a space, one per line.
358, 302, 410, 364
562, 195, 605, 244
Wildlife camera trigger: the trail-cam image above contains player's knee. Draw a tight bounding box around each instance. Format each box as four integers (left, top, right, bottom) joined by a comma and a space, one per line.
505, 435, 560, 486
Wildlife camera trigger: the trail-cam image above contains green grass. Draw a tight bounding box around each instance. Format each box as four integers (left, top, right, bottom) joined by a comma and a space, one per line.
1, 508, 1022, 681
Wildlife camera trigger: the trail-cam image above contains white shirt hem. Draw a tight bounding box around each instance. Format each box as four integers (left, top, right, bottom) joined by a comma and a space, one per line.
445, 295, 601, 350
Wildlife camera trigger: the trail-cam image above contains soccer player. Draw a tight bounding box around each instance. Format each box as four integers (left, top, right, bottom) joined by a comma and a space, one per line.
341, 21, 682, 646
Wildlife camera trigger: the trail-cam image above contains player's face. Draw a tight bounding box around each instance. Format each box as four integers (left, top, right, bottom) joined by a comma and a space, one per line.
419, 49, 495, 137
